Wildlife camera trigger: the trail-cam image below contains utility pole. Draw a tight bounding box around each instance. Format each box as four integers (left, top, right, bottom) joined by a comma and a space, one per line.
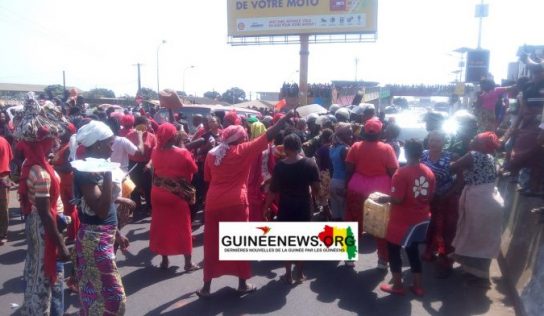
156, 40, 166, 94
62, 70, 66, 92
299, 34, 309, 106
355, 58, 359, 81
133, 63, 142, 94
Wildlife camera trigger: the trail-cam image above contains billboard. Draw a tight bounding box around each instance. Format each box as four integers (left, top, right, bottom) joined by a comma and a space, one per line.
227, 0, 378, 37
465, 49, 490, 83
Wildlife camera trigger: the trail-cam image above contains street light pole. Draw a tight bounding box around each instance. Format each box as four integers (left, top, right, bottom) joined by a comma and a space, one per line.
475, 0, 488, 49
183, 65, 195, 94
156, 40, 166, 94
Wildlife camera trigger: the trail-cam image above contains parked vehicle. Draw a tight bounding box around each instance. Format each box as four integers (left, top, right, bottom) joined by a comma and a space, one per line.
154, 104, 260, 133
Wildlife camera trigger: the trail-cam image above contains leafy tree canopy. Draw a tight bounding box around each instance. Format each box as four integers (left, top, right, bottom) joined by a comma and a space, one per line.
204, 91, 221, 100
84, 88, 116, 99
139, 87, 158, 100
221, 87, 246, 104
43, 84, 66, 100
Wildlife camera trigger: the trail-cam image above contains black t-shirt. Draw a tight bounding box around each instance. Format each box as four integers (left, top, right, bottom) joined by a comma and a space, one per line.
270, 157, 320, 221
74, 170, 118, 226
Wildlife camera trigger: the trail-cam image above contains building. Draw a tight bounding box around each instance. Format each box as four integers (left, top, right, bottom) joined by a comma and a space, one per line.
0, 83, 49, 106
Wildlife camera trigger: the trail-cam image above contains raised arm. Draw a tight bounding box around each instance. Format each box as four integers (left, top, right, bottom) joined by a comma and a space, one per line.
450, 152, 473, 174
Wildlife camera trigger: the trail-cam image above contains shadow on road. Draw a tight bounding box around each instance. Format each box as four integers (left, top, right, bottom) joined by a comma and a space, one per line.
0, 276, 25, 296
0, 248, 26, 265
146, 277, 294, 315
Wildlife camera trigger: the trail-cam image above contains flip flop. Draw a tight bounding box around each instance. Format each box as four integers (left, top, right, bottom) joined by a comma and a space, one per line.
379, 284, 405, 296
195, 289, 211, 299
184, 264, 201, 272
409, 286, 425, 297
237, 284, 257, 296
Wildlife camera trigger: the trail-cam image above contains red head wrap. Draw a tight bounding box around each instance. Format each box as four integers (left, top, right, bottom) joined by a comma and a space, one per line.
156, 123, 178, 149
224, 110, 241, 126
474, 131, 500, 154
121, 114, 135, 128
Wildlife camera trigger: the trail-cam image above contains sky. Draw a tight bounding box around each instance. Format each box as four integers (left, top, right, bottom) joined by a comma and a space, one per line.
0, 0, 542, 98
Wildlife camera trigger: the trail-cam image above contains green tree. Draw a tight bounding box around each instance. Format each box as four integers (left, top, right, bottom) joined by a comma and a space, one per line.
43, 84, 66, 100
204, 91, 221, 100
221, 87, 246, 104
84, 88, 116, 99
139, 87, 158, 100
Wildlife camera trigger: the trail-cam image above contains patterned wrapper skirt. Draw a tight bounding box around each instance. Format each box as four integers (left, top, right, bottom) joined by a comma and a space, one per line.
76, 224, 126, 315
316, 170, 331, 207
22, 211, 52, 315
452, 183, 503, 279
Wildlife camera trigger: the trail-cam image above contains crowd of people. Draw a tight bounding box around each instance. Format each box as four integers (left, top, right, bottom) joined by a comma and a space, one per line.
0, 59, 542, 315
387, 84, 475, 97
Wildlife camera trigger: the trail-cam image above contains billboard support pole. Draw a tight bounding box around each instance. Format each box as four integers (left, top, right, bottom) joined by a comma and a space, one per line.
299, 34, 309, 106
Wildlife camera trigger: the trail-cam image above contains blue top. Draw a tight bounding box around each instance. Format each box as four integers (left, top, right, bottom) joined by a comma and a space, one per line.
74, 170, 118, 226
330, 143, 349, 180
420, 150, 454, 196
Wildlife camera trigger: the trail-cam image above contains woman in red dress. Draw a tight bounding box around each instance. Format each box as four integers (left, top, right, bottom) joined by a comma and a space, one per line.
345, 118, 399, 269
197, 112, 293, 298
149, 123, 199, 271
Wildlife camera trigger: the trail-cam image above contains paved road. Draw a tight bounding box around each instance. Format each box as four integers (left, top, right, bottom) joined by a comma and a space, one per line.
0, 191, 516, 316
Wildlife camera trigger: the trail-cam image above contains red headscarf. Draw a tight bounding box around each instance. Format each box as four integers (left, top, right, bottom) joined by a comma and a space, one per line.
208, 125, 248, 166
156, 123, 178, 149
224, 110, 241, 126
121, 114, 135, 128
474, 131, 500, 154
18, 138, 60, 283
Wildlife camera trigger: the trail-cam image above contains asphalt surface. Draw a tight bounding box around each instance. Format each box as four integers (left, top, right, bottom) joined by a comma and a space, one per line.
0, 191, 516, 316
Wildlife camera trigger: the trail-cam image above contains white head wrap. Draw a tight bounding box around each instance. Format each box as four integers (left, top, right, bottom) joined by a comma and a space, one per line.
76, 120, 114, 147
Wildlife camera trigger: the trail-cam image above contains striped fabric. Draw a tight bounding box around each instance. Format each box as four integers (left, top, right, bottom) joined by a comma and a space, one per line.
26, 165, 63, 213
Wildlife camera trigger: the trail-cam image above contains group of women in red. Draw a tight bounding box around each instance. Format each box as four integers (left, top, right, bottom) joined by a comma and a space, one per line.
7, 87, 508, 316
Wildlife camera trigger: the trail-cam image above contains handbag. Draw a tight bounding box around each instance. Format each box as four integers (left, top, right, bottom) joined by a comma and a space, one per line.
153, 173, 196, 205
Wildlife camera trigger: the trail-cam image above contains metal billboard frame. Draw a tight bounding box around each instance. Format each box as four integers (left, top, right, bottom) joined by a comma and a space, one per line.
227, 33, 377, 46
